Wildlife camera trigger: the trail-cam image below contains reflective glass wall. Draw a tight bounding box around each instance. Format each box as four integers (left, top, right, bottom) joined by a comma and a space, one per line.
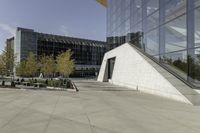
107, 0, 200, 88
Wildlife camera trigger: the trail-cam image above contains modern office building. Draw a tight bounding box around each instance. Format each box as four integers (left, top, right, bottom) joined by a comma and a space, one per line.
97, 0, 200, 105
11, 27, 106, 77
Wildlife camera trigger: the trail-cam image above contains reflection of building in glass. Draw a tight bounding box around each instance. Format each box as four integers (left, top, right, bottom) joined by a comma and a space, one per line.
98, 0, 200, 88
10, 27, 106, 77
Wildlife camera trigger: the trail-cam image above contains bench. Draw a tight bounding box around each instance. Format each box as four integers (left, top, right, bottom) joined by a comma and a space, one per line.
33, 83, 47, 88
23, 82, 31, 86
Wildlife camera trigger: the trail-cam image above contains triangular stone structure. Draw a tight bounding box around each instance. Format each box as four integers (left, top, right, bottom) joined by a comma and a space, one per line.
98, 43, 200, 105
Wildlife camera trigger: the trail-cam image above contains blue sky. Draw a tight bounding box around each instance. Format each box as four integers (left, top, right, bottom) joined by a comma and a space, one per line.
0, 0, 106, 51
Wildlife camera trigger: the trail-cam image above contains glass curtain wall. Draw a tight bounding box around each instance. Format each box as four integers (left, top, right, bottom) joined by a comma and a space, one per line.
107, 0, 200, 88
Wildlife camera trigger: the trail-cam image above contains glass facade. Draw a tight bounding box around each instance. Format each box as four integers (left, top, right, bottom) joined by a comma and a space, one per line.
14, 27, 106, 77
15, 28, 37, 62
107, 0, 200, 88
37, 34, 105, 66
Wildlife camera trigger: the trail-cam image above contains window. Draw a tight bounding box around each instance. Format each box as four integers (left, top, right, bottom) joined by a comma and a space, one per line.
160, 50, 188, 80
146, 0, 159, 16
195, 7, 200, 47
145, 29, 159, 55
165, 0, 186, 22
164, 14, 187, 53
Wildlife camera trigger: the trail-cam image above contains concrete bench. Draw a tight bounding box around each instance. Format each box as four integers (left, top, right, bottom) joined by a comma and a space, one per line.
23, 82, 31, 86
14, 81, 21, 85
34, 83, 47, 88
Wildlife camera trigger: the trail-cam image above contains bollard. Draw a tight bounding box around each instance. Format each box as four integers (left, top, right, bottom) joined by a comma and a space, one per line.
2, 81, 5, 86
11, 81, 15, 87
136, 85, 139, 91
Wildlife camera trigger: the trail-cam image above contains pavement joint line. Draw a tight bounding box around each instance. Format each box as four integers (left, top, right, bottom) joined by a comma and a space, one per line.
0, 94, 39, 131
76, 93, 93, 133
44, 91, 62, 133
127, 101, 200, 132
85, 113, 93, 133
82, 108, 114, 115
50, 113, 97, 130
0, 91, 31, 109
79, 90, 123, 133
0, 91, 26, 108
97, 99, 156, 133
78, 90, 137, 92
90, 124, 121, 133
140, 104, 200, 131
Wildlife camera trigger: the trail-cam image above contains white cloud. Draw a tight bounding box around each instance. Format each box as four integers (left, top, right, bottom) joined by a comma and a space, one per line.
59, 25, 70, 36
0, 23, 15, 36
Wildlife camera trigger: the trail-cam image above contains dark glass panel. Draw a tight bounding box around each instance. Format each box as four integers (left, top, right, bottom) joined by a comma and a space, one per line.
160, 50, 188, 80
146, 0, 159, 16
195, 0, 200, 8
164, 14, 187, 53
188, 48, 200, 87
130, 0, 142, 25
195, 7, 200, 47
165, 0, 186, 22
145, 29, 159, 55
146, 11, 159, 32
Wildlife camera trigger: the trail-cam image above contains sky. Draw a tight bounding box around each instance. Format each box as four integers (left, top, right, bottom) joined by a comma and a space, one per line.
0, 0, 106, 52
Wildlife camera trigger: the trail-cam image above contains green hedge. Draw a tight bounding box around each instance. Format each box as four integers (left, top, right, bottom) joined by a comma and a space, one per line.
28, 79, 70, 88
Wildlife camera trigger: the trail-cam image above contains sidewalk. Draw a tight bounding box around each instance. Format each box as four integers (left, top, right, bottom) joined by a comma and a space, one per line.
0, 80, 200, 133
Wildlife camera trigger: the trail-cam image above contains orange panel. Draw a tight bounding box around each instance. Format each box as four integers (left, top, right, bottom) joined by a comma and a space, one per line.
96, 0, 107, 7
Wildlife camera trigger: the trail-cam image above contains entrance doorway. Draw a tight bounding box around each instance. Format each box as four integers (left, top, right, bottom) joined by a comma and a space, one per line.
108, 57, 116, 79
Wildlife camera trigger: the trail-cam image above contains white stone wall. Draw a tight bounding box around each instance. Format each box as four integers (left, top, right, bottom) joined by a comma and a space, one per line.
98, 43, 191, 104
195, 89, 200, 94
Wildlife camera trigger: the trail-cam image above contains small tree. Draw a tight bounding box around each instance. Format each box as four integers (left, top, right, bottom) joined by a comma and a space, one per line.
16, 60, 27, 77
40, 55, 56, 77
4, 45, 15, 75
0, 52, 7, 77
25, 52, 38, 77
56, 49, 75, 78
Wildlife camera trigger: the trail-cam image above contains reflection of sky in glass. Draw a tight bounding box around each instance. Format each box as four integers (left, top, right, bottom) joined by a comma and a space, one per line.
195, 7, 200, 46
107, 0, 200, 86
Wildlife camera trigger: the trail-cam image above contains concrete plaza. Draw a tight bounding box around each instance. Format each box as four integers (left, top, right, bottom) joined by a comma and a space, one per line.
0, 80, 200, 133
